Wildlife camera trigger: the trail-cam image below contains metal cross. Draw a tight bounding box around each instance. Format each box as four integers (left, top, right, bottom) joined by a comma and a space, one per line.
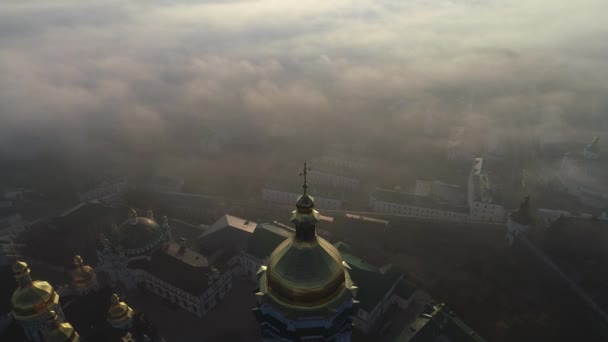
299, 162, 311, 191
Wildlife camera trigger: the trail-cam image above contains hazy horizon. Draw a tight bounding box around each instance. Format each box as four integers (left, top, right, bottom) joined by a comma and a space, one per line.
1, 0, 607, 180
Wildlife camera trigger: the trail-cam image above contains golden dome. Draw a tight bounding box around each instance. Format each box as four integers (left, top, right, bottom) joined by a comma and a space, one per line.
107, 294, 134, 328
45, 310, 80, 342
262, 165, 352, 308
11, 260, 60, 320
71, 255, 96, 288
266, 236, 346, 307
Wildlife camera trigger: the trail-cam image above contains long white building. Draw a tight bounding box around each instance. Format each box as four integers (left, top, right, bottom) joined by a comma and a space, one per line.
262, 180, 349, 210
369, 159, 505, 223
369, 189, 471, 221
307, 166, 361, 190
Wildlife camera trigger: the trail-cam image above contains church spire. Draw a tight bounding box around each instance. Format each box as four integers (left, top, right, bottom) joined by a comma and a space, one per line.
291, 162, 320, 241
300, 162, 310, 194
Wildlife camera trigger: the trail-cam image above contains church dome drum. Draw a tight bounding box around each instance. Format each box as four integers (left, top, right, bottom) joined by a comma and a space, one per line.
266, 236, 346, 307
111, 209, 168, 256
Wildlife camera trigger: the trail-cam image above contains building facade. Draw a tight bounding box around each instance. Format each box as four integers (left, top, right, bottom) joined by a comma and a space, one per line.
317, 154, 370, 171
262, 186, 344, 210
308, 168, 361, 190
369, 189, 470, 222
369, 160, 504, 223
467, 158, 505, 223
96, 210, 233, 319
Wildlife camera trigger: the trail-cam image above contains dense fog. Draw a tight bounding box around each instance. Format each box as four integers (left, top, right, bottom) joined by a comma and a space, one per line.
1, 0, 606, 195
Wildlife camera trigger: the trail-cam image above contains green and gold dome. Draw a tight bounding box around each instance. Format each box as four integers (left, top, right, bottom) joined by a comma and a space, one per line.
112, 209, 167, 255
257, 164, 357, 312
11, 260, 61, 321
265, 236, 348, 307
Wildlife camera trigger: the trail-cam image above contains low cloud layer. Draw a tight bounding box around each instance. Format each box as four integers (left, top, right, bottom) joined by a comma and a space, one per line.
1, 0, 607, 165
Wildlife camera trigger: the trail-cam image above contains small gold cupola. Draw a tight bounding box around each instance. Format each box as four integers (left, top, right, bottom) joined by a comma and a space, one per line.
291, 162, 320, 240
128, 208, 138, 225
107, 294, 134, 329
71, 255, 97, 292
11, 260, 60, 321
45, 310, 80, 342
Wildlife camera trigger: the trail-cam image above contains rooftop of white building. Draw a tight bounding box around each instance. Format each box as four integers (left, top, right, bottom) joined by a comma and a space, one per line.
264, 179, 354, 199
199, 214, 257, 240
371, 188, 470, 214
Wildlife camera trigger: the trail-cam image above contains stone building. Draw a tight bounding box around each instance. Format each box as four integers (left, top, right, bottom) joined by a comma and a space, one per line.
96, 209, 233, 319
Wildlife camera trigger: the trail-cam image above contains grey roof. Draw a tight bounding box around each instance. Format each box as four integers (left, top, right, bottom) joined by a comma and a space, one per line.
198, 215, 256, 258
245, 223, 293, 261
198, 214, 256, 240
128, 242, 211, 296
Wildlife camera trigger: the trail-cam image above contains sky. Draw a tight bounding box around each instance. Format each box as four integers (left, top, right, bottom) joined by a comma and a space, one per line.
0, 0, 607, 164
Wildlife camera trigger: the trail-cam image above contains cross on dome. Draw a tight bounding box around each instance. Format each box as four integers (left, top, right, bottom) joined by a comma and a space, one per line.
299, 162, 311, 193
